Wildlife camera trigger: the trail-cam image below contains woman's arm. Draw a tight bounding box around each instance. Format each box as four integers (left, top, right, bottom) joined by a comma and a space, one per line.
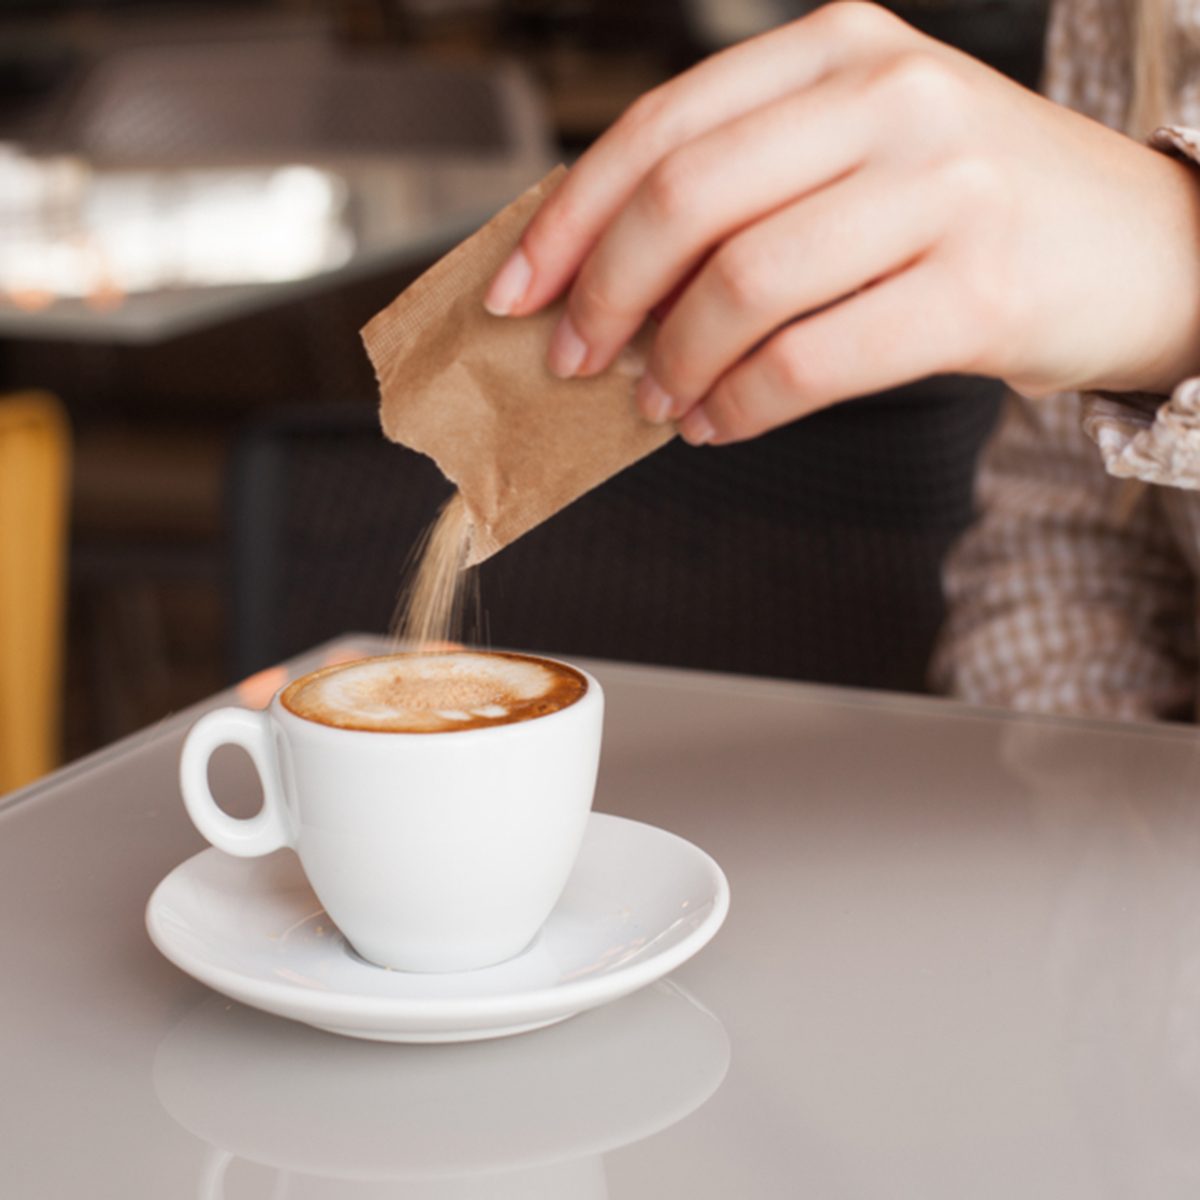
486, 3, 1200, 445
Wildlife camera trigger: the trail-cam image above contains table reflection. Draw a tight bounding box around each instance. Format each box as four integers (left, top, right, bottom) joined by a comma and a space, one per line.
153, 979, 730, 1199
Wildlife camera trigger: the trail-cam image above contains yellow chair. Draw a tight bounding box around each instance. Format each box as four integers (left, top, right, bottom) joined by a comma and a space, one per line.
0, 392, 70, 793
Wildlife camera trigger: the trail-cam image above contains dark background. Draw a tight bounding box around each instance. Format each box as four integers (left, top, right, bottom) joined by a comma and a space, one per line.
0, 0, 1050, 762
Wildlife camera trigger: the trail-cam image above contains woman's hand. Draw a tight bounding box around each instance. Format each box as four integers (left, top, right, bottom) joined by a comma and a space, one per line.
483, 2, 1200, 444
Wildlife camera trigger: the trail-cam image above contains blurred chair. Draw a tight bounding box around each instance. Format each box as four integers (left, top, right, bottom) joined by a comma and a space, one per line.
0, 391, 70, 792
226, 380, 1001, 691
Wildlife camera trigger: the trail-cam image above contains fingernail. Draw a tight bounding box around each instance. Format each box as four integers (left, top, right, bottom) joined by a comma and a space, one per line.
483, 248, 532, 316
636, 373, 674, 424
680, 408, 715, 446
548, 314, 588, 379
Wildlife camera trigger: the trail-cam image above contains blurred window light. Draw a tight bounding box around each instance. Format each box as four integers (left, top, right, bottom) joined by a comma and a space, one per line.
0, 147, 355, 304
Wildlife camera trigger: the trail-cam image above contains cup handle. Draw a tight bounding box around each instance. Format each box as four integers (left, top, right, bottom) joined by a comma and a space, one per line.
180, 708, 292, 857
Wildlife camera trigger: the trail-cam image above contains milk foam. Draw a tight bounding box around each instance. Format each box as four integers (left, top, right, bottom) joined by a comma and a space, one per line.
283, 652, 583, 733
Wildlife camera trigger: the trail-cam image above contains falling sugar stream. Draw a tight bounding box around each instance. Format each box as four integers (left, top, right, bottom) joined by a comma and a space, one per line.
390, 493, 480, 651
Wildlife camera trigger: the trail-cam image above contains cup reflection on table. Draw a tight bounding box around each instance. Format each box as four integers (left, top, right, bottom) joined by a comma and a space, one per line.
153, 979, 730, 1199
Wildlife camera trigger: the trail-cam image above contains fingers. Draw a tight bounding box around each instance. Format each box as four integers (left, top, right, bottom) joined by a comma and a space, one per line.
483, 3, 908, 320
639, 163, 951, 419
676, 261, 977, 445
547, 72, 876, 378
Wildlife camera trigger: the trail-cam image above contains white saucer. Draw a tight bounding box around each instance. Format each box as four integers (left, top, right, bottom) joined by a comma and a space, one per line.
146, 813, 729, 1043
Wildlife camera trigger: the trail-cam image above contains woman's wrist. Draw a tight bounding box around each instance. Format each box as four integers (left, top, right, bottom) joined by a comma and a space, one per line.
1084, 137, 1200, 398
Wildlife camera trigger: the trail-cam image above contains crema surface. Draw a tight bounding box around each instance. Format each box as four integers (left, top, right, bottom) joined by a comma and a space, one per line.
281, 651, 586, 733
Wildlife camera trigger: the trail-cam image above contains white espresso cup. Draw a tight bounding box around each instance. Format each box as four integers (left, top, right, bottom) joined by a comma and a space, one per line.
179, 652, 603, 973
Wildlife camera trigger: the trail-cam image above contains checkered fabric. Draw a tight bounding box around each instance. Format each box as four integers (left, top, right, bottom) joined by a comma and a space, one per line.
933, 0, 1200, 719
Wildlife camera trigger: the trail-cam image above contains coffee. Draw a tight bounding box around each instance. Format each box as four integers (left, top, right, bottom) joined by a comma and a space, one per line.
282, 650, 587, 734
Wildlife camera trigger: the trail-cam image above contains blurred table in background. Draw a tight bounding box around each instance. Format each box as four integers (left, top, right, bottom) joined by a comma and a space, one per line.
0, 34, 551, 343
0, 151, 546, 344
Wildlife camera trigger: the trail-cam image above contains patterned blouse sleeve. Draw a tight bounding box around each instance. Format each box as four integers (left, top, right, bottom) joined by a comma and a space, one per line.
930, 389, 1197, 720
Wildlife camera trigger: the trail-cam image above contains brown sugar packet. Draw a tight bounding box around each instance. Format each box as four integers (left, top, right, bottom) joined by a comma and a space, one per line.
361, 166, 675, 566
